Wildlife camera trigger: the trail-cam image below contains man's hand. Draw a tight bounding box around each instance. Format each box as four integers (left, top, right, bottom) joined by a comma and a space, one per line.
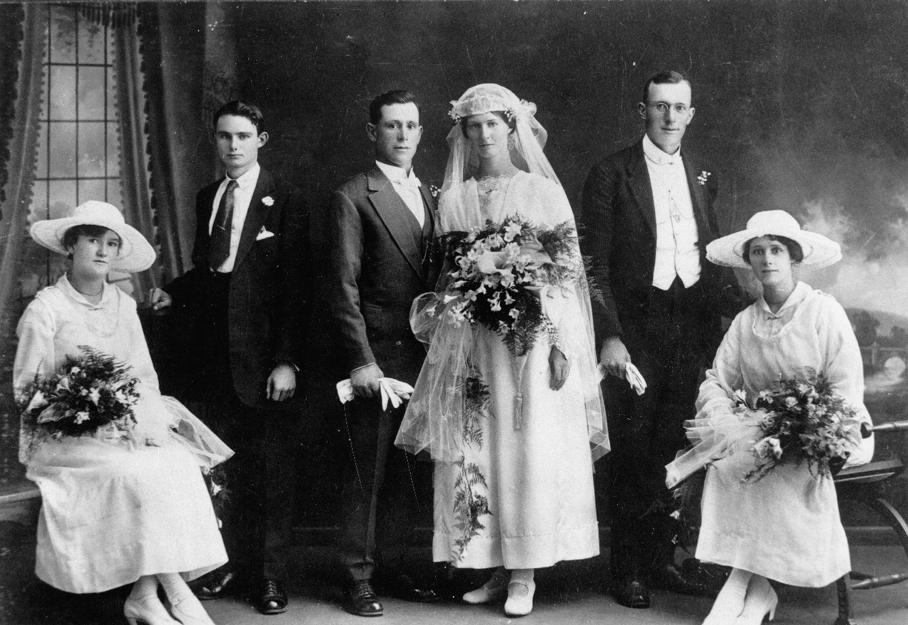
267, 362, 297, 401
599, 336, 631, 379
549, 346, 570, 390
351, 363, 383, 398
149, 288, 172, 310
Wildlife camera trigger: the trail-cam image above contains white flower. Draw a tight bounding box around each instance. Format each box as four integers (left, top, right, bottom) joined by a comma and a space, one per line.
74, 411, 90, 424
767, 437, 783, 459
509, 308, 521, 319
262, 196, 274, 207
503, 221, 523, 242
26, 390, 48, 413
88, 388, 101, 405
697, 170, 711, 185
733, 389, 747, 404
210, 483, 222, 496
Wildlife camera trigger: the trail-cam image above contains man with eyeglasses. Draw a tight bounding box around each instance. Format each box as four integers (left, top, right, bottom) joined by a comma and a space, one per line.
581, 71, 742, 610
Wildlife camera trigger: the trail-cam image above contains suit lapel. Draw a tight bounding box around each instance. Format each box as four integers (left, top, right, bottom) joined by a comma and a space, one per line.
682, 153, 711, 241
627, 142, 657, 237
234, 168, 276, 271
368, 167, 423, 277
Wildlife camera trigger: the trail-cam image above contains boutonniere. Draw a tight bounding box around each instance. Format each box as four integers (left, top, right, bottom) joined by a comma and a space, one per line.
262, 196, 274, 207
429, 185, 441, 199
697, 171, 711, 186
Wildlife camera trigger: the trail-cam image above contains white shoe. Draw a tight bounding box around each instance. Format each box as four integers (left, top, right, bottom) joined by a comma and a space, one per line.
123, 594, 180, 625
503, 580, 535, 617
735, 577, 778, 624
463, 569, 508, 604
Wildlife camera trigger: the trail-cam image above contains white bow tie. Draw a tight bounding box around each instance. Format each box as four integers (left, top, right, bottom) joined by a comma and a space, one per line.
392, 177, 422, 190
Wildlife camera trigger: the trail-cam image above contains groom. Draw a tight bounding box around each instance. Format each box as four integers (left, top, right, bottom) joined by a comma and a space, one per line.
151, 101, 309, 615
325, 90, 441, 617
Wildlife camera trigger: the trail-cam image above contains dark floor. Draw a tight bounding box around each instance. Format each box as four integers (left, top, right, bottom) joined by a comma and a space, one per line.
1, 520, 906, 625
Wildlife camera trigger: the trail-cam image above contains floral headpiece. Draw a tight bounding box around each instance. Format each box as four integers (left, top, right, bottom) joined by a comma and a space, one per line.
447, 84, 537, 125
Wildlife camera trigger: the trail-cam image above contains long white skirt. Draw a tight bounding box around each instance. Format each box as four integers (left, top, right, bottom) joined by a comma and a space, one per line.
697, 450, 849, 587
27, 436, 227, 594
432, 329, 599, 569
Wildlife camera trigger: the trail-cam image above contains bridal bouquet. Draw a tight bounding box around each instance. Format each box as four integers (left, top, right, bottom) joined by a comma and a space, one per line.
743, 368, 862, 482
436, 216, 581, 356
18, 346, 140, 440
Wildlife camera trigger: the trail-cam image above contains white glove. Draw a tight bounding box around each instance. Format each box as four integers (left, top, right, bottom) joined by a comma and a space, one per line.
336, 377, 415, 411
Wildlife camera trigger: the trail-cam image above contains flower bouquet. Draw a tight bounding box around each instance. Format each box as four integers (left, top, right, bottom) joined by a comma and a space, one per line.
18, 346, 140, 442
742, 368, 862, 482
435, 216, 581, 356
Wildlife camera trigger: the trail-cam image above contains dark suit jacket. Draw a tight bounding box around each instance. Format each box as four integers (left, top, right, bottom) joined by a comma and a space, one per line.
581, 139, 738, 359
167, 167, 310, 410
325, 166, 440, 383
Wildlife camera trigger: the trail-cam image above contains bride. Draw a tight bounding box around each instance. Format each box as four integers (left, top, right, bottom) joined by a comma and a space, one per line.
396, 84, 609, 617
16, 201, 232, 625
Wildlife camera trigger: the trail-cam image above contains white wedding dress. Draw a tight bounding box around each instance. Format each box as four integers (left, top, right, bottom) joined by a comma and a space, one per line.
398, 171, 608, 569
15, 275, 229, 593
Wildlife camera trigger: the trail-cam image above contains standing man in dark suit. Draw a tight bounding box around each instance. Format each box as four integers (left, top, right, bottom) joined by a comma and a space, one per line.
582, 71, 740, 610
151, 101, 309, 615
325, 90, 441, 617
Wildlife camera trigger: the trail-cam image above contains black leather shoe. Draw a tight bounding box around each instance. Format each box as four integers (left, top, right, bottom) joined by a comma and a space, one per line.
257, 578, 289, 615
649, 562, 717, 598
610, 577, 650, 609
344, 580, 383, 617
382, 573, 442, 603
191, 568, 246, 601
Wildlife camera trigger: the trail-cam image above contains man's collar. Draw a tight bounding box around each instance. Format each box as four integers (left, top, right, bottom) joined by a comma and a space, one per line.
642, 134, 682, 166
375, 160, 417, 182
226, 162, 261, 189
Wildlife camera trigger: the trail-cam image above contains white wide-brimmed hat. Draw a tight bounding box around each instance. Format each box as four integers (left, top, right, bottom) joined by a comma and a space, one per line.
30, 201, 156, 272
706, 210, 842, 269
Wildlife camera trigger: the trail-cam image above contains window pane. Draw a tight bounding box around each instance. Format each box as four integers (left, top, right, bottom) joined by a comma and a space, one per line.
29, 183, 49, 224
50, 5, 76, 64
35, 122, 48, 178
78, 18, 105, 65
78, 66, 106, 120
78, 122, 106, 177
49, 180, 77, 218
106, 122, 120, 177
107, 179, 122, 210
49, 66, 76, 120
49, 121, 77, 177
78, 178, 106, 205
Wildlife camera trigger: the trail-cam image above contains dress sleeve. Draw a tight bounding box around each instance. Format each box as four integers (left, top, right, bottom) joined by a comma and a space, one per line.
14, 298, 56, 395
695, 311, 745, 423
817, 296, 874, 466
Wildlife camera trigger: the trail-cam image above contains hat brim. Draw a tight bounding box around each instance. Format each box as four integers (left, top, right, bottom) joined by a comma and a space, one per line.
30, 216, 156, 273
706, 228, 842, 269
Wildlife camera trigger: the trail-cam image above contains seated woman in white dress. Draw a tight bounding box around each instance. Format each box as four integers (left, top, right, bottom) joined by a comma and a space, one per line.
396, 84, 609, 617
16, 201, 233, 625
666, 210, 874, 625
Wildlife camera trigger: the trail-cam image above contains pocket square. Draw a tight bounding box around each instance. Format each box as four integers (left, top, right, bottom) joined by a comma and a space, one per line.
256, 227, 275, 241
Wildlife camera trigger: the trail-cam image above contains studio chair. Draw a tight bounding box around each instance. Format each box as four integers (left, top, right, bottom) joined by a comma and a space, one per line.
833, 419, 908, 625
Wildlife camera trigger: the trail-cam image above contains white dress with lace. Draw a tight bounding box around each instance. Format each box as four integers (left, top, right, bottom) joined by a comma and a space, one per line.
399, 171, 606, 569
15, 276, 229, 593
686, 282, 873, 587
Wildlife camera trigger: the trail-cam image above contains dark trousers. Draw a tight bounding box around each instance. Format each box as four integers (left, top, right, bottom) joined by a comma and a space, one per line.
339, 395, 428, 582
193, 397, 300, 581
604, 277, 705, 581
189, 270, 300, 581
